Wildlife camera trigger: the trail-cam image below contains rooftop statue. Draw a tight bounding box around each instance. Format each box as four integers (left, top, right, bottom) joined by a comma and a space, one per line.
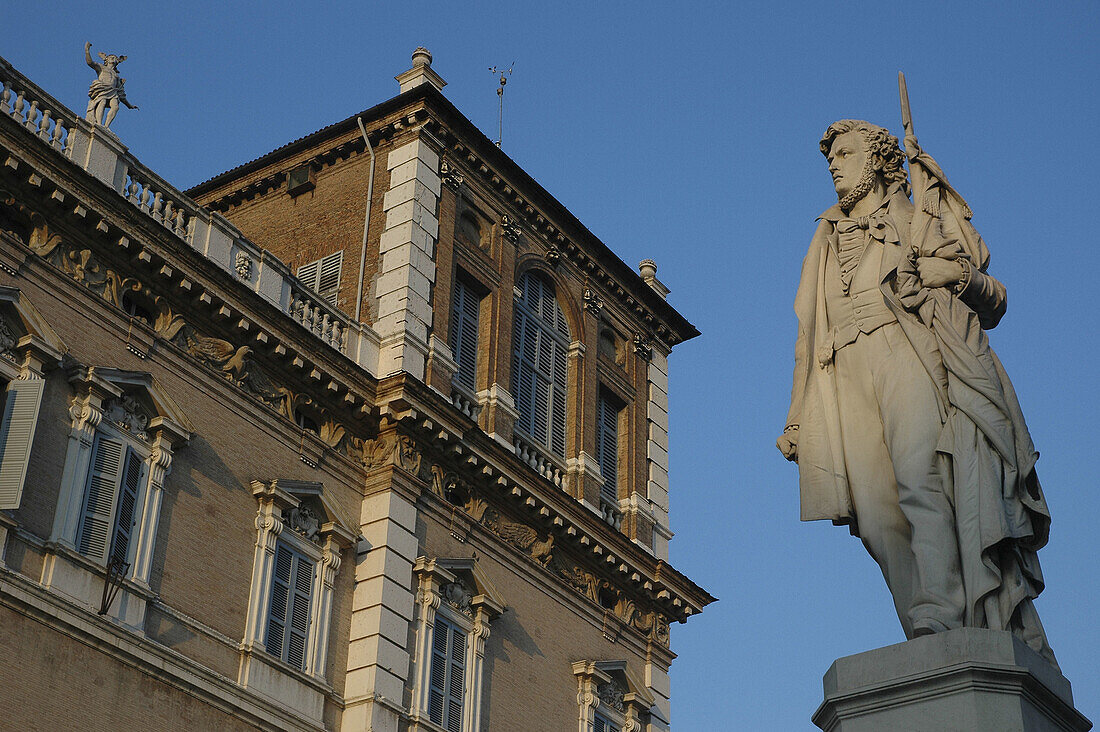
777, 75, 1056, 666
84, 42, 137, 128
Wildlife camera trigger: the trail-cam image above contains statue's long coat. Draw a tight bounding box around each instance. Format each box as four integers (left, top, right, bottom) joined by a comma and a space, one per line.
785, 181, 1054, 657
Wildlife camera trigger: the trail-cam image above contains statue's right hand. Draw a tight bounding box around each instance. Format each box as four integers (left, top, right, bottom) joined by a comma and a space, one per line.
776, 429, 798, 462
85, 42, 92, 50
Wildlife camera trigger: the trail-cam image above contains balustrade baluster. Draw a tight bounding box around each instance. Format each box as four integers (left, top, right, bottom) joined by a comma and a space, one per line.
151, 192, 164, 222
140, 185, 151, 212
0, 81, 10, 114
13, 91, 25, 120
51, 119, 65, 149
37, 109, 51, 140
24, 100, 38, 132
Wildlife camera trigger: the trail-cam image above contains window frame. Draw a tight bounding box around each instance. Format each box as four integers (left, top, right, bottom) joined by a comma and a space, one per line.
74, 424, 149, 567
412, 557, 505, 732
241, 479, 355, 681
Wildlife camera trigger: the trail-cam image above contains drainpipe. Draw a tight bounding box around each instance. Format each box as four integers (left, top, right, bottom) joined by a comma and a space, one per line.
354, 117, 376, 322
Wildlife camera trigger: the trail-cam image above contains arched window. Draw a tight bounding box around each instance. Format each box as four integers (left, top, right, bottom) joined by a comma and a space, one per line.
511, 270, 570, 458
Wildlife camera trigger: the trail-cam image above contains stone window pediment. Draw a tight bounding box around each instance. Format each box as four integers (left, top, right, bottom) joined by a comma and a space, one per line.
573, 660, 655, 732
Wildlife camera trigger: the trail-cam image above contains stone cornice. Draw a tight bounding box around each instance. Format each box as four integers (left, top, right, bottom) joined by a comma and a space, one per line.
0, 128, 386, 467
373, 372, 715, 625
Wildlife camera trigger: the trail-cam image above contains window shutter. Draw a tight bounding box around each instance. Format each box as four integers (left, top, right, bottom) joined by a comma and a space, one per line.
550, 343, 567, 457
596, 392, 619, 504
429, 618, 450, 725
0, 378, 45, 509
297, 260, 319, 290
265, 543, 314, 670
450, 278, 480, 391
447, 626, 466, 732
512, 271, 571, 456
265, 544, 293, 660
317, 251, 343, 307
428, 618, 466, 730
78, 436, 127, 563
108, 447, 143, 565
287, 552, 314, 670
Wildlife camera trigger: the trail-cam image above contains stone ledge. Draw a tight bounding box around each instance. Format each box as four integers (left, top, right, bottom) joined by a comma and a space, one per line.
814, 628, 1091, 732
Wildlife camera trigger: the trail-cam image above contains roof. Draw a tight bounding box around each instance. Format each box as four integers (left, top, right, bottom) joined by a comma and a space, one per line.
186, 84, 699, 345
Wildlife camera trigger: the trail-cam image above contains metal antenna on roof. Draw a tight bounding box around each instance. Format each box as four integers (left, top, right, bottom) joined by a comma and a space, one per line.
489, 63, 514, 147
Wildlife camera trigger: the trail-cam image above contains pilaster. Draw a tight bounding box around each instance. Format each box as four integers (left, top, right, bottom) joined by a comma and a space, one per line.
645, 343, 672, 560
374, 137, 441, 379
343, 468, 420, 732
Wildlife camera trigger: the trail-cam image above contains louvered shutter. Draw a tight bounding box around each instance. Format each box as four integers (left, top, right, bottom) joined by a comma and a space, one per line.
513, 271, 570, 456
594, 714, 619, 732
449, 278, 480, 391
447, 625, 466, 732
108, 447, 143, 565
317, 251, 342, 307
596, 392, 619, 504
266, 543, 314, 670
429, 618, 450, 725
297, 251, 343, 308
78, 436, 126, 563
0, 378, 45, 509
550, 343, 567, 457
287, 551, 314, 670
297, 260, 319, 290
511, 310, 535, 437
265, 544, 292, 660
428, 618, 466, 729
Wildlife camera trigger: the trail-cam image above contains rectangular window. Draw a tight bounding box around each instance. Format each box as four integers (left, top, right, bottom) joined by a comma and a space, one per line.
0, 378, 45, 510
449, 277, 481, 391
77, 434, 144, 565
297, 251, 343, 307
266, 542, 315, 670
429, 616, 467, 732
595, 389, 623, 506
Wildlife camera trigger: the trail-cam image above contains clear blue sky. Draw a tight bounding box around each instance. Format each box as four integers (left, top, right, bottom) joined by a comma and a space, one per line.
6, 1, 1098, 728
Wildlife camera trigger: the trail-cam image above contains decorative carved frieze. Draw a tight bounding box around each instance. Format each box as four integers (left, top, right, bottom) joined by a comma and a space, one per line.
410, 434, 672, 647
632, 334, 653, 361
544, 246, 561, 266
13, 197, 366, 463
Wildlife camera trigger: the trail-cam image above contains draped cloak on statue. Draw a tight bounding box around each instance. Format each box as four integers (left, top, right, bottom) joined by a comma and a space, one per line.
785, 150, 1056, 664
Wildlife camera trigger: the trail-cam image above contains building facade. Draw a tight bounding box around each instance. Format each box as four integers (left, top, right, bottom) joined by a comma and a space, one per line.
0, 49, 712, 731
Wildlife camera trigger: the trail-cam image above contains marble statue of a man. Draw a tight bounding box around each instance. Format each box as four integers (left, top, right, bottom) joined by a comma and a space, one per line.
84, 42, 137, 128
778, 120, 1056, 665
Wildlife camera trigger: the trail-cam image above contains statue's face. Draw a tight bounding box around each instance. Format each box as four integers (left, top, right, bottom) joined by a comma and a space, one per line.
826, 131, 869, 200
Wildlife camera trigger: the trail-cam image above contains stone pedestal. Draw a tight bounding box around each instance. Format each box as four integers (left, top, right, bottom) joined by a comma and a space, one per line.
813, 628, 1091, 732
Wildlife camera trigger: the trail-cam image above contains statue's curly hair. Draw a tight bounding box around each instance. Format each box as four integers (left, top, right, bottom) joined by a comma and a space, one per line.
820, 120, 908, 190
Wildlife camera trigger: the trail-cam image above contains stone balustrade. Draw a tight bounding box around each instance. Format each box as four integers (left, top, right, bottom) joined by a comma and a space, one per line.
0, 54, 379, 377
599, 497, 623, 531
0, 59, 75, 153
450, 382, 482, 421
512, 432, 565, 489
